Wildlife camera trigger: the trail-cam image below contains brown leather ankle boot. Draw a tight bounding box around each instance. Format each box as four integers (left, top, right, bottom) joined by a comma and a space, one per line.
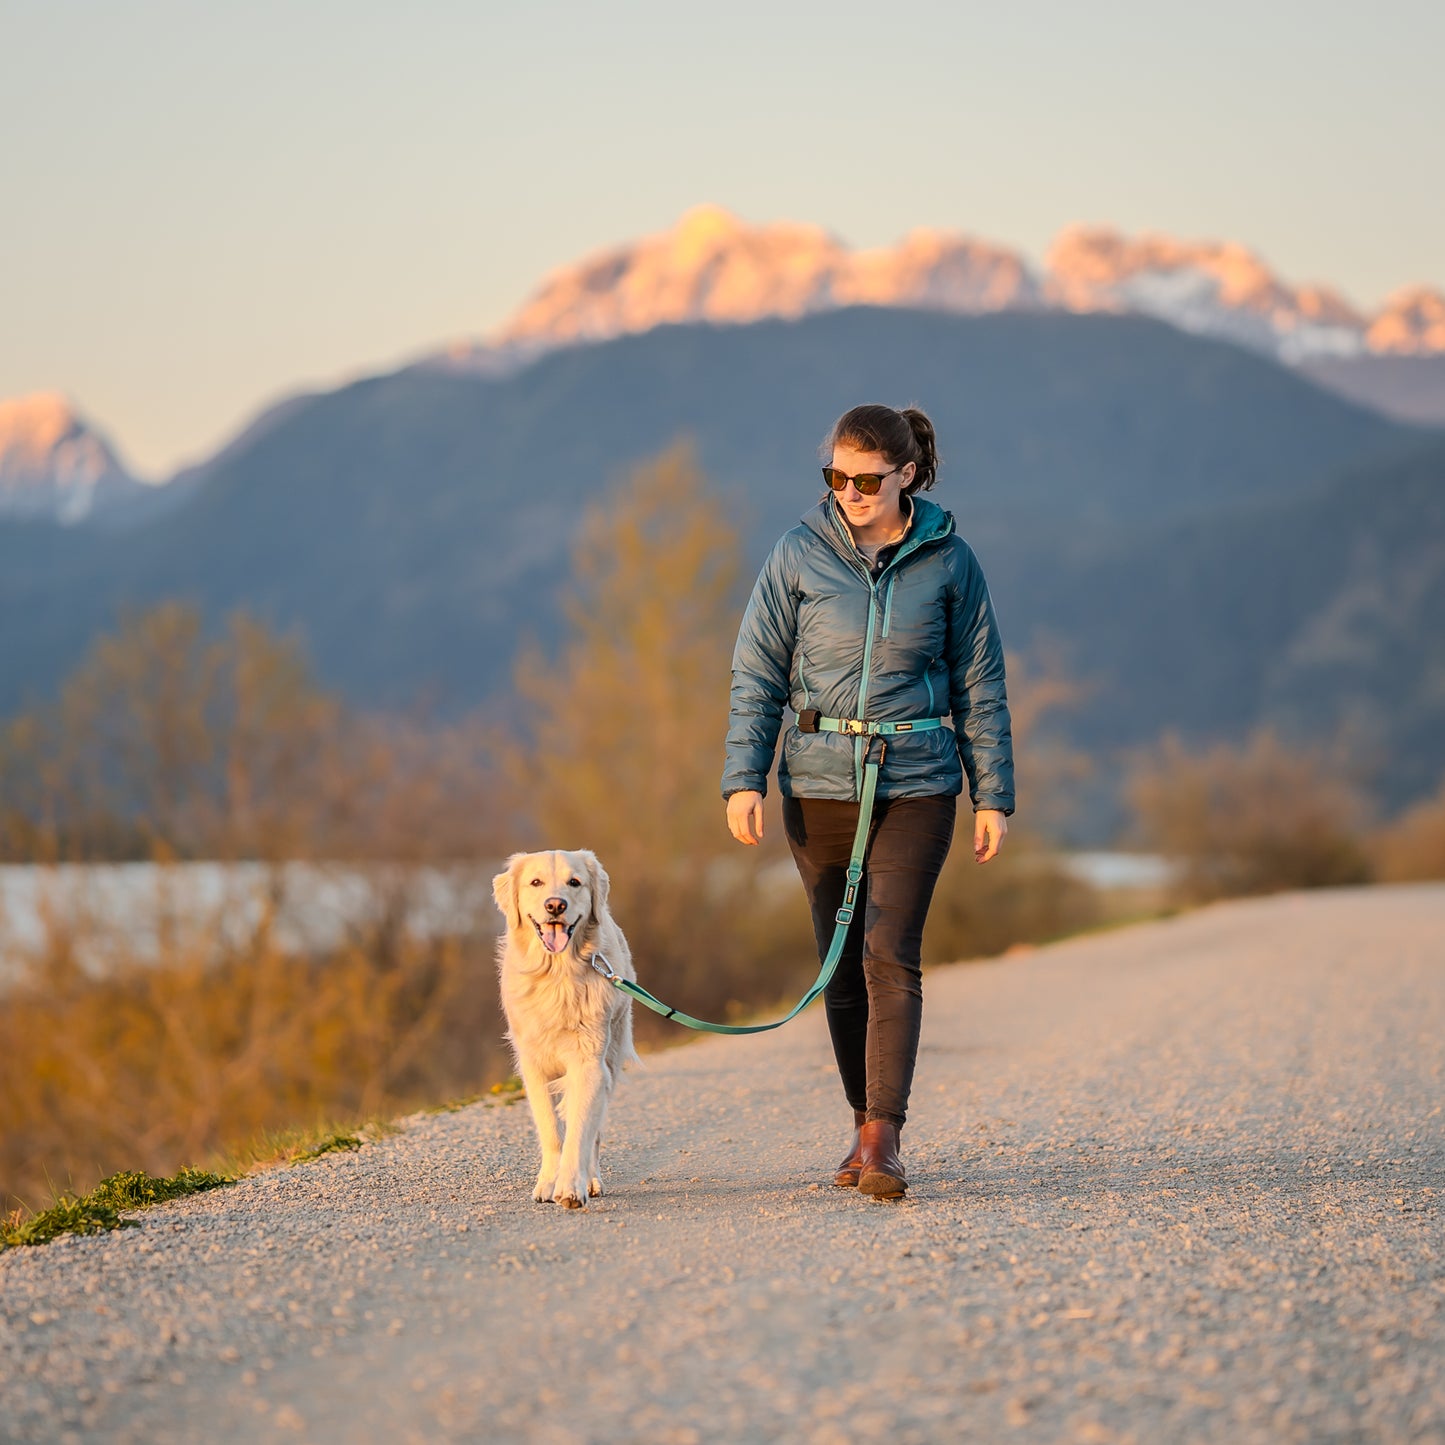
857, 1119, 906, 1199
832, 1109, 868, 1187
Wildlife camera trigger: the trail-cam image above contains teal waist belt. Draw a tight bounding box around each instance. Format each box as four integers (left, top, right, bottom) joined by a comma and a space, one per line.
798, 709, 946, 737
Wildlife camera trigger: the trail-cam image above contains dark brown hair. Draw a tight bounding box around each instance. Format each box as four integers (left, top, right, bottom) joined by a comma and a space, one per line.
825, 403, 939, 495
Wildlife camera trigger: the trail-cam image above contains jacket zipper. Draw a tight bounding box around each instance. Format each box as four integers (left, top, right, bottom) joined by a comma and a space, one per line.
853, 584, 879, 797
826, 503, 937, 799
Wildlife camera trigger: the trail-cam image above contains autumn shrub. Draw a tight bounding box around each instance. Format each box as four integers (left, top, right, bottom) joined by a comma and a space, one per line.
1375, 776, 1445, 881
1128, 729, 1370, 903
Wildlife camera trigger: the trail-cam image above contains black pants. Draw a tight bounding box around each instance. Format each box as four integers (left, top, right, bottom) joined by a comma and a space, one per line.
783, 792, 957, 1129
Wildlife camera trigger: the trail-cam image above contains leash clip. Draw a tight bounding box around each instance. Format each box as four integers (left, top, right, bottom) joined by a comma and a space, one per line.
589, 952, 618, 982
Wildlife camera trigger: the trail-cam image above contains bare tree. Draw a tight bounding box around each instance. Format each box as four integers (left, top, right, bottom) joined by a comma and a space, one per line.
509, 442, 817, 1024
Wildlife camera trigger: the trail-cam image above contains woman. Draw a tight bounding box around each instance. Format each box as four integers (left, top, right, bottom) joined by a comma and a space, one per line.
722, 403, 1014, 1200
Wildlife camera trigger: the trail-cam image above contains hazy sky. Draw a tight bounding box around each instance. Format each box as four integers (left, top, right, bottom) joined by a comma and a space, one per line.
3, 0, 1441, 477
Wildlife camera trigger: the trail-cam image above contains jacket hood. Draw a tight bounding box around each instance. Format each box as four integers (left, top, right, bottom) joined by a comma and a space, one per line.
800, 494, 956, 556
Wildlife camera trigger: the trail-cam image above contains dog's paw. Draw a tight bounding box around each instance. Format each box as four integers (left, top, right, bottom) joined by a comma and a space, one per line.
551, 1172, 590, 1209
588, 1176, 603, 1198
532, 1168, 558, 1203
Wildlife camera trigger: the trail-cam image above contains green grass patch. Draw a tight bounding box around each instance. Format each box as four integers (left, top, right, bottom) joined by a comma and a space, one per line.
2, 1167, 231, 1251
89, 1166, 232, 1211
2, 1116, 407, 1254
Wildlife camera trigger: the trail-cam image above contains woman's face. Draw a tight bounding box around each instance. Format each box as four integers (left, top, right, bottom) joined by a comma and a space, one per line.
828, 442, 914, 531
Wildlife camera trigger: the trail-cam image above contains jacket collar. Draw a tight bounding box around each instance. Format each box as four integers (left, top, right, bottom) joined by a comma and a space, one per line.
801, 494, 955, 573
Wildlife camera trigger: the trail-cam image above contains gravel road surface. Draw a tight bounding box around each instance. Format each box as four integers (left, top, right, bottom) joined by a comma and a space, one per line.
3, 884, 1443, 1443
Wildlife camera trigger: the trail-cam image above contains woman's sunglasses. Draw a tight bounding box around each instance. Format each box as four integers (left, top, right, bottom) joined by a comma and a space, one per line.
821, 466, 900, 496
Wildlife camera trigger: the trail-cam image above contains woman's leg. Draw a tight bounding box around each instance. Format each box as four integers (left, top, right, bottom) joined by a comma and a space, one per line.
857, 793, 957, 1129
783, 797, 869, 1113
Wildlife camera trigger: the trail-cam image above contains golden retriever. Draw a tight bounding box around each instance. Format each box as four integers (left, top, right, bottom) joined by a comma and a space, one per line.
491, 849, 637, 1208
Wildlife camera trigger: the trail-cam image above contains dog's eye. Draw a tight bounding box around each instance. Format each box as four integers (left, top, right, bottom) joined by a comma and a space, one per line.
568, 877, 582, 888
529, 878, 544, 888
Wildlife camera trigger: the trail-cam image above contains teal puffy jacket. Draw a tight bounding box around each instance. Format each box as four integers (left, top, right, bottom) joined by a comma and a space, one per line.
721, 494, 1014, 813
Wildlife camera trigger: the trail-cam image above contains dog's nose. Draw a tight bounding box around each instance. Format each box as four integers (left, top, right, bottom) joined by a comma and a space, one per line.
544, 896, 568, 918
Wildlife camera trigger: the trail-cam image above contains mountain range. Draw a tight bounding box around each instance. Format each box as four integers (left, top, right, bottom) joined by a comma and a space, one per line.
2, 210, 1442, 828
5, 207, 1444, 525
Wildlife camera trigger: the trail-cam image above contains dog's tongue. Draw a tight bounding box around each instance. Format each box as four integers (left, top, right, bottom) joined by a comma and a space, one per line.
541, 921, 570, 953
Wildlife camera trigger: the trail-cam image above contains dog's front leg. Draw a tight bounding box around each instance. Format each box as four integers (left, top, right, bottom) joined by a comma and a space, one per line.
519, 1060, 563, 1203
553, 1064, 606, 1209
587, 1077, 614, 1198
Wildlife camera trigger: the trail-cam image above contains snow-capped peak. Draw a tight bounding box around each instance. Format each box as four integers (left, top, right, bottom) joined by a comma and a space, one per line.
426, 207, 1442, 375
466, 206, 1041, 363
1367, 286, 1445, 355
0, 391, 141, 524
1044, 226, 1370, 361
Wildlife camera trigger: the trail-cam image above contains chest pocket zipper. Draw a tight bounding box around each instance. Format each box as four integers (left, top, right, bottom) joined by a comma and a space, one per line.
880, 576, 897, 639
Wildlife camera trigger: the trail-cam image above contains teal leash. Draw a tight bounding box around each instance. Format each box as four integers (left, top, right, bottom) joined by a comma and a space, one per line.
588, 715, 945, 1035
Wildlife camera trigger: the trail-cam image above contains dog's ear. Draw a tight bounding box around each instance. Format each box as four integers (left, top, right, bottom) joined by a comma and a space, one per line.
580, 850, 611, 919
492, 853, 527, 931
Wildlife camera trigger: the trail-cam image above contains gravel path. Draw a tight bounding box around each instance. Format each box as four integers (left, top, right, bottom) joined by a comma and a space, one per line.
3, 884, 1443, 1444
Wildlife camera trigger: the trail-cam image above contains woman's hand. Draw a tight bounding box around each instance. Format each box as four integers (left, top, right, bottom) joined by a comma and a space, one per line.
726, 790, 765, 846
974, 809, 1008, 864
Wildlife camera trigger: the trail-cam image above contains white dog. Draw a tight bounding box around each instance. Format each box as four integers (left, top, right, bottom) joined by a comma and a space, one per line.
491, 849, 637, 1208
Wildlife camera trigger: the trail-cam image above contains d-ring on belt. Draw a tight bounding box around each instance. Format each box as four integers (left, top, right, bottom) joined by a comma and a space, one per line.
587, 712, 947, 1034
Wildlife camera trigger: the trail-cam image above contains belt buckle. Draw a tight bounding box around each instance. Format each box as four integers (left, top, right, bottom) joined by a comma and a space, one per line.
842, 718, 867, 736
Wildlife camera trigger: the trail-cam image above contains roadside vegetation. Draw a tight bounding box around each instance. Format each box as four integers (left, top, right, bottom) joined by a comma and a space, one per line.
1128, 729, 1445, 904
2, 446, 1440, 1225
2, 1108, 499, 1251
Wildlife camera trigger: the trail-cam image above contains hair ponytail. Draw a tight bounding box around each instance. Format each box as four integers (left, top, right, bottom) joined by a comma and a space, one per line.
900, 406, 938, 494
825, 401, 940, 495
